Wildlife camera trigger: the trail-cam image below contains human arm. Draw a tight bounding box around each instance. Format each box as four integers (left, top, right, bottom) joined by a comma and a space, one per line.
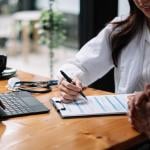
128, 84, 150, 138
57, 22, 116, 101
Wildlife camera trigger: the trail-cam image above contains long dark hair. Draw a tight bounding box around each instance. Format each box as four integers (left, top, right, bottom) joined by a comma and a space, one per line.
110, 0, 146, 66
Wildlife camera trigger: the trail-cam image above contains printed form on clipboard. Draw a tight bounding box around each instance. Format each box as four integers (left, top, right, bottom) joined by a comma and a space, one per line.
51, 94, 129, 118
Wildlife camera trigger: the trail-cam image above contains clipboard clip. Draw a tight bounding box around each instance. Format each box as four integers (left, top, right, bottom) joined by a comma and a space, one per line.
51, 97, 66, 111
55, 100, 66, 110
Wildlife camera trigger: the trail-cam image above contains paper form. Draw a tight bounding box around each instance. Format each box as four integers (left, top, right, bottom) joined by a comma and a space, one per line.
52, 94, 129, 118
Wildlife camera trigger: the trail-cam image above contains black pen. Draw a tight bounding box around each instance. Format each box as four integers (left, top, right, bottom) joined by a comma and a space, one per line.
0, 100, 5, 109
60, 70, 88, 101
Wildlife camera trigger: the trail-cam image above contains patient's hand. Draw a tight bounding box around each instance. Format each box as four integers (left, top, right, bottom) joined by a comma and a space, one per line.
128, 84, 150, 138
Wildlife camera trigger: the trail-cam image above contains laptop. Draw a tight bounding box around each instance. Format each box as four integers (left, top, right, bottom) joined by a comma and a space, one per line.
0, 91, 49, 120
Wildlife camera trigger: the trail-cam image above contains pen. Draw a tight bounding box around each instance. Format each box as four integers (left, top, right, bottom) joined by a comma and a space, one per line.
60, 70, 88, 101
0, 100, 5, 109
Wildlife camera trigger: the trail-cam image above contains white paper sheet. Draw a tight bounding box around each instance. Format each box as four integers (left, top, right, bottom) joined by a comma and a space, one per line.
52, 94, 129, 118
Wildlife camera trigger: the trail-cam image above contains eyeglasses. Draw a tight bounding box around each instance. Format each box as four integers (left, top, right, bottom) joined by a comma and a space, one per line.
8, 77, 58, 93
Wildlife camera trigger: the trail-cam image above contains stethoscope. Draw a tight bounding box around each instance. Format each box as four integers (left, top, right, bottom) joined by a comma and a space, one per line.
8, 77, 58, 93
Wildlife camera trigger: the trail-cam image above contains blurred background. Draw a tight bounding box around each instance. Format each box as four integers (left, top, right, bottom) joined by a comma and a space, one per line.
0, 0, 129, 81
0, 0, 79, 78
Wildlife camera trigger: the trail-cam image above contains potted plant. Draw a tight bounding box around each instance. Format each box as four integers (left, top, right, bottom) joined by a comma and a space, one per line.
38, 0, 66, 78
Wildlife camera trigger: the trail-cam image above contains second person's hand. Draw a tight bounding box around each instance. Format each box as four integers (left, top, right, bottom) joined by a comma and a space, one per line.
128, 84, 150, 138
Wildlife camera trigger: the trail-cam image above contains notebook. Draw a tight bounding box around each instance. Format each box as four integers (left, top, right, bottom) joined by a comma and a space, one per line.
0, 91, 49, 120
51, 94, 129, 118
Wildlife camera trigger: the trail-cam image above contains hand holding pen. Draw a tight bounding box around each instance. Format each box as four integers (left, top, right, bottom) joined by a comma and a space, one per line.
59, 70, 87, 102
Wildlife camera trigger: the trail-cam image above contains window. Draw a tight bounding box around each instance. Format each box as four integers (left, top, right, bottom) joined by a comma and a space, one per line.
118, 0, 130, 16
36, 0, 80, 48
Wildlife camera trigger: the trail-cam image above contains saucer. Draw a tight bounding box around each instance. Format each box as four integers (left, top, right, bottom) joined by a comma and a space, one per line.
0, 67, 17, 79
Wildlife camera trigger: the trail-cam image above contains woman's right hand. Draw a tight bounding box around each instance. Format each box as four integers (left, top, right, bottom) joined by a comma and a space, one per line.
58, 77, 84, 103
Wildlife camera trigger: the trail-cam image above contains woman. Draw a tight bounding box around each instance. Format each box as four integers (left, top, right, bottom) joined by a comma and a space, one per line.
58, 0, 150, 102
128, 0, 150, 138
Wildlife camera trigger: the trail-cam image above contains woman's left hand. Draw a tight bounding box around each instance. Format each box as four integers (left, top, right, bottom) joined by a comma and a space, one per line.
128, 84, 150, 138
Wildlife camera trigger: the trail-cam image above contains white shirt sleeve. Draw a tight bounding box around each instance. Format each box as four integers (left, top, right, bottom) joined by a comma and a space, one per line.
58, 22, 115, 86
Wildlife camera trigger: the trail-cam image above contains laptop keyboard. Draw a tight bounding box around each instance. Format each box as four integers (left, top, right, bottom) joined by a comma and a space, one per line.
0, 92, 32, 115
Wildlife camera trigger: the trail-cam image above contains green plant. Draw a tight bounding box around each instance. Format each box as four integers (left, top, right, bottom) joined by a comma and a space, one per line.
38, 2, 66, 78
38, 10, 66, 48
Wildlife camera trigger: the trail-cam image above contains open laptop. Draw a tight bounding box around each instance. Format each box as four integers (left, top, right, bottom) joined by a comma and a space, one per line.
0, 91, 49, 120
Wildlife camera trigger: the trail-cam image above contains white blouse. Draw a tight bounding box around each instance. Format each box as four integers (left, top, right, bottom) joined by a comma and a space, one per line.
136, 27, 150, 91
58, 16, 150, 94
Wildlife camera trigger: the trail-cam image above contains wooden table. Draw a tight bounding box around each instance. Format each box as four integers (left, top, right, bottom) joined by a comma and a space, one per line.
0, 71, 148, 150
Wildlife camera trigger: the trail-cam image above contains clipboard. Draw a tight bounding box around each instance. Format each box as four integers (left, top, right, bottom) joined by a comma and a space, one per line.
51, 94, 129, 118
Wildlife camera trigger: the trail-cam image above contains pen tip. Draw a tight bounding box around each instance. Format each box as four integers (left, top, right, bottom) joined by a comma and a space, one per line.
84, 96, 88, 101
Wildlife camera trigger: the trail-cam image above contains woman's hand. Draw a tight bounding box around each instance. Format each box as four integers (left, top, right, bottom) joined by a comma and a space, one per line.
58, 77, 85, 103
128, 84, 150, 138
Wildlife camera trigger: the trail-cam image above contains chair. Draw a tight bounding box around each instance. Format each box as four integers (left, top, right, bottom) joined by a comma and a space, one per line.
89, 68, 115, 92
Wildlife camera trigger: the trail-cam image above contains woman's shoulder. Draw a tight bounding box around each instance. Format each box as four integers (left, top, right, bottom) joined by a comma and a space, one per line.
111, 15, 129, 23
102, 15, 128, 33
103, 15, 129, 32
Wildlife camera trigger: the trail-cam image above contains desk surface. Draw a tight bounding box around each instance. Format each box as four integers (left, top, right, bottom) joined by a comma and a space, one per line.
0, 71, 147, 150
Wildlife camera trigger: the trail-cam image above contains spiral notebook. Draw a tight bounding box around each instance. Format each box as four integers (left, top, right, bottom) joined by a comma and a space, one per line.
51, 94, 129, 118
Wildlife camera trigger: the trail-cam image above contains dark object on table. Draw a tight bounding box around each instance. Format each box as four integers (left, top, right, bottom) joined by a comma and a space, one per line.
0, 55, 7, 73
0, 91, 49, 120
0, 67, 16, 80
